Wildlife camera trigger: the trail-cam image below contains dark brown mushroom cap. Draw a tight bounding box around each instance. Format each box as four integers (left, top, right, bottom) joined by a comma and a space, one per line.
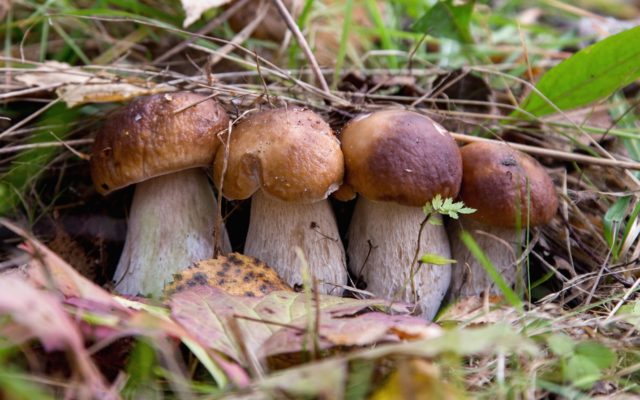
213, 108, 343, 203
459, 142, 558, 228
340, 110, 462, 207
91, 92, 229, 195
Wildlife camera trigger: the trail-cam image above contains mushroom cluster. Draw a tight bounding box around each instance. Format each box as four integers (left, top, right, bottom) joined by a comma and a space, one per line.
93, 93, 558, 319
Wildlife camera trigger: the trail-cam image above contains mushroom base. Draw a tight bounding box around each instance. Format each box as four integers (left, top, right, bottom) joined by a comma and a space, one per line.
113, 169, 231, 297
244, 190, 347, 295
447, 216, 524, 299
347, 197, 452, 320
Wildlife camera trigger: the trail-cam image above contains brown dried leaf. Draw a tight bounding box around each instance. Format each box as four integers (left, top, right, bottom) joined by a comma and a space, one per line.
262, 312, 441, 357
165, 253, 291, 297
438, 295, 518, 325
13, 61, 174, 106
169, 285, 439, 364
19, 241, 126, 312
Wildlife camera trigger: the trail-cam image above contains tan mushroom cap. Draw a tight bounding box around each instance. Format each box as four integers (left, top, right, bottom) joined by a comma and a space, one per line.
459, 142, 558, 228
213, 108, 343, 203
340, 110, 462, 207
91, 92, 229, 195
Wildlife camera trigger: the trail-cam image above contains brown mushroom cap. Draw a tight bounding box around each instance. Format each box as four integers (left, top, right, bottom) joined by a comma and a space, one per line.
459, 142, 558, 228
91, 92, 229, 195
340, 110, 462, 207
213, 108, 343, 203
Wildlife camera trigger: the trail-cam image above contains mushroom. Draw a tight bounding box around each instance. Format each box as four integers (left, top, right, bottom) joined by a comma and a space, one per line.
446, 142, 558, 299
91, 92, 231, 297
340, 110, 463, 319
213, 107, 347, 294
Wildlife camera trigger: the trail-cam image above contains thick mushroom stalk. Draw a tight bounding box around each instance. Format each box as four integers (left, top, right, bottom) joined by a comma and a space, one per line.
348, 198, 451, 319
214, 108, 347, 294
91, 92, 231, 297
340, 110, 463, 320
113, 170, 230, 296
446, 142, 558, 300
447, 218, 522, 297
244, 191, 344, 294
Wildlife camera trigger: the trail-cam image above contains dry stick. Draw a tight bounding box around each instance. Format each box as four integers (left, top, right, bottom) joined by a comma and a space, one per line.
207, 3, 269, 68
450, 133, 640, 171
152, 0, 253, 65
606, 276, 640, 321
270, 0, 331, 97
0, 139, 93, 154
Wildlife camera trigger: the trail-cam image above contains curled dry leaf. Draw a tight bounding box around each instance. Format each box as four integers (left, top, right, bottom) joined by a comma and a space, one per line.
18, 240, 126, 312
169, 285, 441, 364
0, 276, 115, 399
181, 0, 233, 27
13, 61, 174, 107
0, 275, 82, 351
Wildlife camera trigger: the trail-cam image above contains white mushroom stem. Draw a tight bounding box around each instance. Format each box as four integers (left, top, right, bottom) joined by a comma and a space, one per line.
113, 169, 231, 296
244, 190, 347, 295
447, 216, 524, 299
347, 197, 452, 320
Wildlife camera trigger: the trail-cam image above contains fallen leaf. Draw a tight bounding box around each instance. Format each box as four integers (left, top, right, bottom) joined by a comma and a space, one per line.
181, 0, 233, 27
438, 295, 518, 325
170, 285, 439, 364
0, 276, 82, 351
262, 312, 441, 357
164, 253, 291, 297
18, 240, 126, 312
0, 276, 115, 399
370, 359, 466, 400
256, 357, 347, 399
13, 61, 174, 106
56, 82, 173, 107
14, 61, 94, 87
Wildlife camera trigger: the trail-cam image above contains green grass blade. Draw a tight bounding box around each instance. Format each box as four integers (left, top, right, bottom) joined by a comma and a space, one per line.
517, 26, 640, 117
288, 0, 314, 68
331, 0, 354, 89
0, 103, 84, 216
50, 21, 91, 65
459, 231, 524, 313
365, 0, 397, 69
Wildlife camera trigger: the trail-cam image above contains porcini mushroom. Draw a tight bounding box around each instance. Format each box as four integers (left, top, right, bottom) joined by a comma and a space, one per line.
91, 92, 231, 297
447, 142, 558, 299
213, 108, 347, 294
341, 110, 463, 319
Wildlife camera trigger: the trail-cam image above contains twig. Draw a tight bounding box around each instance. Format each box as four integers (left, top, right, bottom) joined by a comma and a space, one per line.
0, 138, 93, 155
207, 2, 269, 68
270, 0, 331, 97
450, 133, 640, 171
606, 276, 640, 322
152, 0, 253, 65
